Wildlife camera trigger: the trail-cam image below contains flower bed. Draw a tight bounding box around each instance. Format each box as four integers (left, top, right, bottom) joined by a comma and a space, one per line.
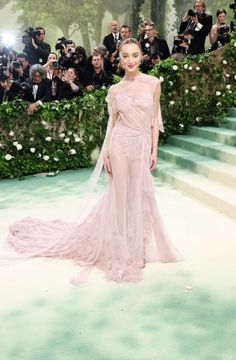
0, 35, 235, 179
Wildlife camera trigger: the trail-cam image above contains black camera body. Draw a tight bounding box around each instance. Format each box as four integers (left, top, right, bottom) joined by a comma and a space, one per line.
229, 0, 236, 9
22, 27, 40, 46
218, 23, 230, 45
188, 9, 199, 17
12, 60, 21, 69
0, 65, 9, 82
55, 37, 73, 51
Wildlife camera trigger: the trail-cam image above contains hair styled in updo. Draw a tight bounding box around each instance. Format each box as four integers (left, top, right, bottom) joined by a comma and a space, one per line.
119, 38, 142, 53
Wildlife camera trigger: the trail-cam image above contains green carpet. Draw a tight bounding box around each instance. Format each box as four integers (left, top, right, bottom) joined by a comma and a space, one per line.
1, 169, 236, 360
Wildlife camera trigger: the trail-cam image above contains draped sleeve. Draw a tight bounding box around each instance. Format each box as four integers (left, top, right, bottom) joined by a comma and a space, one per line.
151, 78, 164, 133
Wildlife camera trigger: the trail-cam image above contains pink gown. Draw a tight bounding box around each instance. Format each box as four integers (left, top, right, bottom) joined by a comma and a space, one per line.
8, 73, 182, 282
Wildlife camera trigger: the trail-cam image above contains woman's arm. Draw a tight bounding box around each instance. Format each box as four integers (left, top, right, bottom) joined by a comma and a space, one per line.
209, 24, 218, 45
150, 81, 161, 171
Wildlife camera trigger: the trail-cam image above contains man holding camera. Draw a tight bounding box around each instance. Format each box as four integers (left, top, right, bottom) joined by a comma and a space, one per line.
141, 21, 170, 72
179, 1, 212, 55
23, 27, 51, 65
12, 52, 30, 83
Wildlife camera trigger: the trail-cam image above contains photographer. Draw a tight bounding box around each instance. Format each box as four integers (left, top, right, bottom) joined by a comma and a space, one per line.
57, 38, 76, 70
56, 67, 82, 100
23, 27, 51, 65
209, 9, 231, 51
21, 64, 52, 114
229, 1, 236, 31
141, 21, 170, 72
179, 1, 212, 55
172, 29, 194, 55
0, 67, 19, 103
12, 52, 30, 83
83, 53, 113, 91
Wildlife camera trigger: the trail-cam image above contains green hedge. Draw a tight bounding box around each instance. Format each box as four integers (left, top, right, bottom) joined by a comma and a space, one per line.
0, 33, 235, 179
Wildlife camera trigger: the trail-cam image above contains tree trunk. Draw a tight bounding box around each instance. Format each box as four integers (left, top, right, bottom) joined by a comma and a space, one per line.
150, 0, 168, 37
94, 3, 105, 44
129, 0, 145, 38
81, 25, 91, 55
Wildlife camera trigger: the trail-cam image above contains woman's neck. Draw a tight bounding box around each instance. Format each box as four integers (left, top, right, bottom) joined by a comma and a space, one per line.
124, 70, 141, 81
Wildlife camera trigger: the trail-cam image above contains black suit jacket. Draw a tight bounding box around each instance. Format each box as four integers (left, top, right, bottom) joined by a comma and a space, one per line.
103, 33, 121, 54
141, 37, 170, 60
179, 13, 213, 54
23, 78, 52, 103
23, 41, 51, 65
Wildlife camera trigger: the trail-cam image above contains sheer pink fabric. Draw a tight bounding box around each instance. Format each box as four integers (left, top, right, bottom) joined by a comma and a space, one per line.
8, 74, 182, 282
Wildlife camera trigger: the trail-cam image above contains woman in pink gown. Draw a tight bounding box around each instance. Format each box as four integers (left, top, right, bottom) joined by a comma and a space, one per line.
8, 39, 182, 282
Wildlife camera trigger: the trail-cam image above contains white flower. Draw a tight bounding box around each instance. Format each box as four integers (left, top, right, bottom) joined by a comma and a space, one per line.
225, 74, 230, 78
59, 133, 65, 138
179, 124, 184, 128
169, 101, 175, 105
54, 157, 59, 162
16, 144, 22, 151
191, 86, 197, 91
196, 66, 200, 71
9, 131, 14, 136
43, 155, 49, 161
172, 65, 178, 71
57, 149, 62, 152
145, 43, 150, 48
13, 141, 18, 146
68, 131, 73, 136
222, 59, 227, 65
234, 75, 236, 80
169, 81, 173, 86
101, 86, 106, 90
30, 148, 36, 153
185, 89, 189, 94
0, 143, 3, 148
184, 64, 188, 70
45, 136, 52, 142
228, 90, 232, 94
216, 91, 221, 96
234, 42, 236, 47
159, 76, 164, 82
73, 133, 79, 138
38, 153, 42, 158
226, 84, 231, 90
188, 66, 192, 71
64, 138, 70, 143
4, 154, 13, 160
41, 120, 47, 126
216, 102, 221, 107
30, 137, 34, 142
69, 149, 76, 155
74, 137, 81, 143
196, 117, 201, 122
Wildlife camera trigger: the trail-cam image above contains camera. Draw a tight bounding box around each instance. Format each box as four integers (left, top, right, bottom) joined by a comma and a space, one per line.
229, 0, 236, 9
55, 37, 73, 51
0, 65, 9, 82
188, 9, 198, 17
12, 60, 21, 69
22, 27, 40, 46
218, 23, 230, 45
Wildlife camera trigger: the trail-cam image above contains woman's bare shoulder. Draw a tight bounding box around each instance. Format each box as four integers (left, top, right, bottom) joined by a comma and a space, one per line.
141, 73, 161, 85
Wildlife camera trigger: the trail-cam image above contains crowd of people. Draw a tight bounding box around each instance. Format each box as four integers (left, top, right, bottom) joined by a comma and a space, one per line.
0, 0, 235, 112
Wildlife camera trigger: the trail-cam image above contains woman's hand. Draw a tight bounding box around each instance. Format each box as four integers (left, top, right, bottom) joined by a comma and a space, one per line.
103, 154, 112, 177
149, 152, 157, 171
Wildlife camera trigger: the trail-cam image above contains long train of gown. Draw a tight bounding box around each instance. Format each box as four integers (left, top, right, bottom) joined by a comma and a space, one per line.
8, 74, 182, 282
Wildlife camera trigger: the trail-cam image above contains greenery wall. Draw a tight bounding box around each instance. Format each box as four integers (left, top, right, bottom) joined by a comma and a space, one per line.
0, 34, 235, 180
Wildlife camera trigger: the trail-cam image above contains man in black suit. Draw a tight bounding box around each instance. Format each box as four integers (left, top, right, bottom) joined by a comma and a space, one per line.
179, 1, 212, 55
141, 21, 170, 72
22, 64, 52, 114
23, 27, 51, 65
103, 20, 122, 55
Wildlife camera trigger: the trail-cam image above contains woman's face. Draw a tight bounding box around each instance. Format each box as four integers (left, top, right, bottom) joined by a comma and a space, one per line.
48, 53, 57, 62
217, 13, 226, 23
120, 43, 142, 74
67, 68, 76, 80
